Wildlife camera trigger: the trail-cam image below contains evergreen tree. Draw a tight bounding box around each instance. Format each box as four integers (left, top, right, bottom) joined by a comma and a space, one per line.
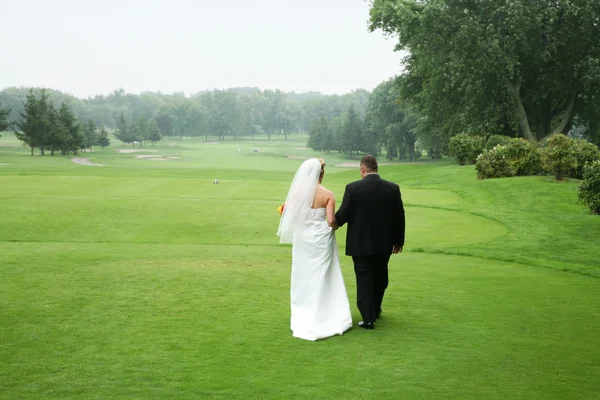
83, 120, 97, 152
96, 125, 111, 150
136, 117, 149, 145
15, 89, 52, 155
146, 119, 162, 146
307, 116, 326, 151
115, 113, 132, 145
57, 103, 84, 155
321, 125, 336, 153
46, 103, 66, 156
341, 104, 363, 158
130, 117, 147, 147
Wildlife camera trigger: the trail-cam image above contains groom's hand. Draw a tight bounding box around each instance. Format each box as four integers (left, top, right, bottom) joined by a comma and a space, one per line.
392, 245, 403, 254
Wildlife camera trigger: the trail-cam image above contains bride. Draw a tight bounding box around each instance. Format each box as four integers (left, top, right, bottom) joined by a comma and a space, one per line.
277, 158, 352, 341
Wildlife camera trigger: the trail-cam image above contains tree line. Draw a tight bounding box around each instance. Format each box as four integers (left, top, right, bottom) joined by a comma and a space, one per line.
0, 86, 370, 143
13, 90, 110, 156
7, 0, 600, 164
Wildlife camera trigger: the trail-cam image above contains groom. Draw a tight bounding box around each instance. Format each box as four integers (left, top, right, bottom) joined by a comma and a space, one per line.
334, 155, 405, 329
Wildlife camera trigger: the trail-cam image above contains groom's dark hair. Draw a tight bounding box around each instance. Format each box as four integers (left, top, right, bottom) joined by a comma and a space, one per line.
360, 155, 378, 173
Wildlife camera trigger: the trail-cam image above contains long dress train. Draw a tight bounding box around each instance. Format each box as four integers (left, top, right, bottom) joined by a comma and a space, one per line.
290, 208, 352, 340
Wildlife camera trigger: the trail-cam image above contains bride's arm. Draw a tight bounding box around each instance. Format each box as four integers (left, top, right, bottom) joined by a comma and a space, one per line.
326, 194, 338, 230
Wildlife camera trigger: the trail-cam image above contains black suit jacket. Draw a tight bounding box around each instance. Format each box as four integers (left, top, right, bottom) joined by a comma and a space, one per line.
335, 174, 405, 256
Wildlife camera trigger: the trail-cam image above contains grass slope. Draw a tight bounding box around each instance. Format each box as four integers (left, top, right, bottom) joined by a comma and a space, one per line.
1, 132, 599, 399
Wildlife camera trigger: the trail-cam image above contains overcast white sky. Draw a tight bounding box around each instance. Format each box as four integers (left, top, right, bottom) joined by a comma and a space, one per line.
1, 0, 402, 98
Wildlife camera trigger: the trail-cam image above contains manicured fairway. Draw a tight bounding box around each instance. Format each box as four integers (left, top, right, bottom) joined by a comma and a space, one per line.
1, 133, 599, 399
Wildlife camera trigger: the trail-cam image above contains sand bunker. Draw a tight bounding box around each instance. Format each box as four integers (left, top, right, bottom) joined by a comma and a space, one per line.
72, 158, 104, 166
117, 149, 158, 154
134, 155, 161, 159
134, 154, 180, 161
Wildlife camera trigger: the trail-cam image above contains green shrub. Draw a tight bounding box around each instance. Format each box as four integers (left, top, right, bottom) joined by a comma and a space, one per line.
449, 133, 484, 165
541, 134, 578, 180
475, 139, 541, 179
503, 138, 542, 176
485, 135, 511, 150
572, 139, 600, 179
578, 160, 600, 214
475, 145, 512, 179
469, 136, 485, 164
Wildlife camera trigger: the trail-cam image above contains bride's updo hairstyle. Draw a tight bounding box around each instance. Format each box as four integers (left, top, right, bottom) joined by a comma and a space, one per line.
318, 159, 326, 182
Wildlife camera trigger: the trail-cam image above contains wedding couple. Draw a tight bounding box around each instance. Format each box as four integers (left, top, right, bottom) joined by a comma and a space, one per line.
276, 155, 405, 341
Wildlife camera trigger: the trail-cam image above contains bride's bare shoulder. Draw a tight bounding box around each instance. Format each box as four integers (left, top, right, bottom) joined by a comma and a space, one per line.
318, 184, 335, 198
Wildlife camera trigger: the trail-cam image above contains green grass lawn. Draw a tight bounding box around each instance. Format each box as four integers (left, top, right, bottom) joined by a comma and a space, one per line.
1, 132, 599, 399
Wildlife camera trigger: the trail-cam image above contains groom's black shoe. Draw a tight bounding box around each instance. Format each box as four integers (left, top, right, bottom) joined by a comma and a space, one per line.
358, 321, 374, 330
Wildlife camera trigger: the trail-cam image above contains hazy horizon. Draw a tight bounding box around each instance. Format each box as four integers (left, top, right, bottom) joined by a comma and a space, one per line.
1, 0, 403, 99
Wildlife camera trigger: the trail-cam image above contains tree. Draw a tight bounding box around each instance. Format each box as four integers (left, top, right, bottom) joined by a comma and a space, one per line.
364, 78, 408, 159
340, 104, 363, 158
83, 120, 97, 152
115, 113, 133, 145
58, 103, 84, 155
146, 119, 162, 146
263, 89, 285, 140
154, 108, 175, 137
369, 0, 600, 142
238, 94, 266, 138
307, 116, 327, 151
96, 125, 111, 150
15, 89, 51, 155
209, 90, 240, 140
57, 103, 74, 156
0, 101, 10, 136
130, 117, 147, 147
46, 103, 66, 156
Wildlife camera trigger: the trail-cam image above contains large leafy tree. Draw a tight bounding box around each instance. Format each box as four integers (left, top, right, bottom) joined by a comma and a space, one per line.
371, 78, 421, 161
154, 108, 175, 137
263, 89, 285, 140
369, 0, 600, 142
208, 90, 240, 141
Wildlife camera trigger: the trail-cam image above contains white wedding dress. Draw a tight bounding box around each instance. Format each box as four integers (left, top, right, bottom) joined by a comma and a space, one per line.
290, 208, 353, 341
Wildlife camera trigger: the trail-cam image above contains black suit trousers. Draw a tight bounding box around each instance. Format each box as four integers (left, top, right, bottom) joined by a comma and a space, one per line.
352, 254, 391, 323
